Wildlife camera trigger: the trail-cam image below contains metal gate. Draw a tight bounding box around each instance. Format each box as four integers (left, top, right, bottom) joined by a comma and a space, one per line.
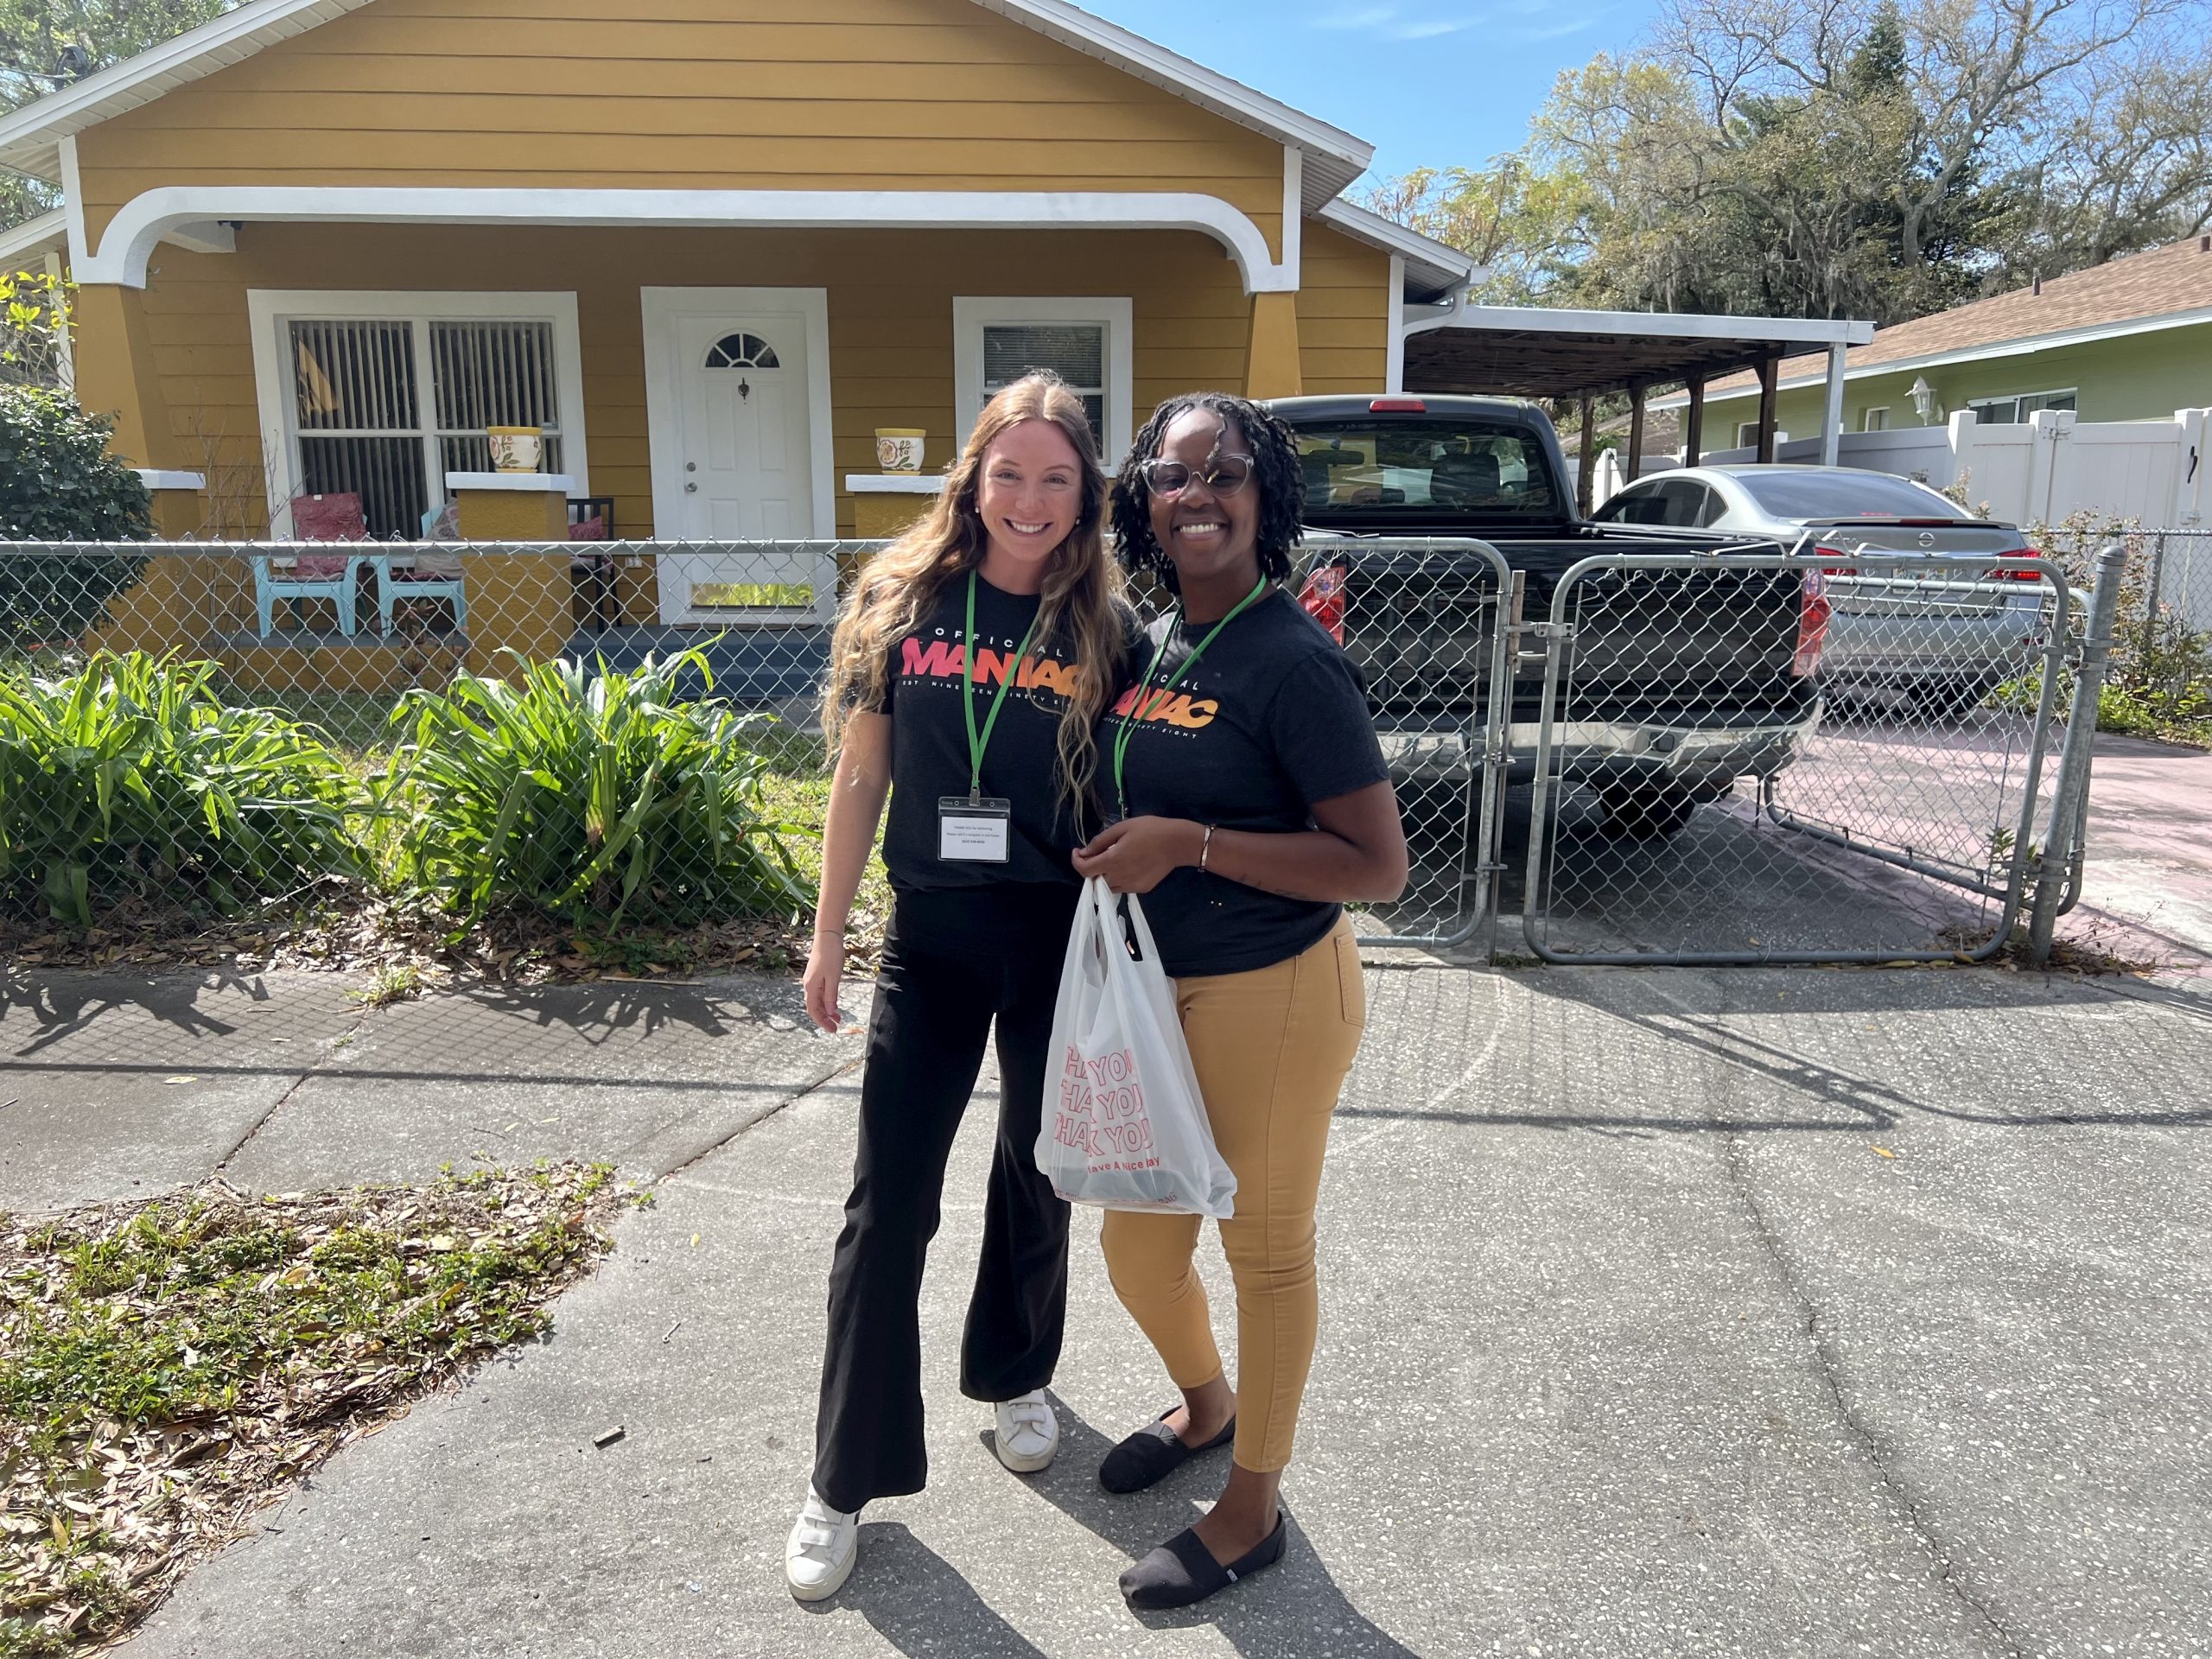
1293, 537, 1516, 953
1518, 548, 2105, 964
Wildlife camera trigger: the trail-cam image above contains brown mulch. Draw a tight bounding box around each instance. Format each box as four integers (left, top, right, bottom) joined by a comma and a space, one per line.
0, 888, 885, 988
0, 1167, 645, 1655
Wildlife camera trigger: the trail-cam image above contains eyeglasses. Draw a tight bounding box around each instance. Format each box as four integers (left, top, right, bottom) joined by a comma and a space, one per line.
1140, 454, 1255, 498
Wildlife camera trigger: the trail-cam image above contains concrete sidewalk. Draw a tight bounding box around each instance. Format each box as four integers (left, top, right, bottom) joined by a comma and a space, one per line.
3, 958, 2209, 1657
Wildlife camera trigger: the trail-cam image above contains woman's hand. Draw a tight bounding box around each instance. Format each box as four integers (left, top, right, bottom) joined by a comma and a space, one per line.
1072, 817, 1205, 894
803, 932, 847, 1033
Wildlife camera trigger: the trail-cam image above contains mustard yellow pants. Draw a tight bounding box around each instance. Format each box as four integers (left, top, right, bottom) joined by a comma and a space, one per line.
1099, 914, 1367, 1473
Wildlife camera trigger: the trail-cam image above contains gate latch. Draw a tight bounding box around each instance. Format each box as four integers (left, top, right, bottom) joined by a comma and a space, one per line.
1525, 620, 1575, 643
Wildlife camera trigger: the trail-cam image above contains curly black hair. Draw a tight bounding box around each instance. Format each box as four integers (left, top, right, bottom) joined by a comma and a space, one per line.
1109, 391, 1306, 596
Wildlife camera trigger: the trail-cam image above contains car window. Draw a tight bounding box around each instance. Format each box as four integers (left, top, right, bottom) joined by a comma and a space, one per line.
1732, 470, 1969, 519
1290, 418, 1560, 522
1593, 481, 1665, 524
1652, 479, 1711, 527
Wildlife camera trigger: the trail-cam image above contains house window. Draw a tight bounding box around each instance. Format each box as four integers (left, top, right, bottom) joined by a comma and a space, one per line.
953, 297, 1134, 466
251, 291, 588, 539
1863, 406, 1889, 431
1735, 422, 1761, 448
1967, 388, 2077, 425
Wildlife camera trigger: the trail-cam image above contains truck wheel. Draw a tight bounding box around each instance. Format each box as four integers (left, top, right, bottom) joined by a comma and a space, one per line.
1594, 782, 1700, 840
1918, 674, 1999, 722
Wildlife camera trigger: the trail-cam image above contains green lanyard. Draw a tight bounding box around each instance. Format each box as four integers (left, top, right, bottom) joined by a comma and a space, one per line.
963, 569, 1040, 800
1111, 575, 1268, 817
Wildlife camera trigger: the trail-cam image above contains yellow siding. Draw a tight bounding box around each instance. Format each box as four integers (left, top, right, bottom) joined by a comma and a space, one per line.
1298, 223, 1391, 394
73, 0, 1286, 258
135, 220, 1255, 540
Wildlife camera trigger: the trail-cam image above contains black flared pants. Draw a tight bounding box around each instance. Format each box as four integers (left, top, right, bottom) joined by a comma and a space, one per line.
810, 880, 1079, 1514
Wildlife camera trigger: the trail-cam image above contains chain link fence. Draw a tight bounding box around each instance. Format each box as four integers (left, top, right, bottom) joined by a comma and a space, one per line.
1521, 549, 2092, 963
2, 533, 2134, 970
0, 540, 864, 961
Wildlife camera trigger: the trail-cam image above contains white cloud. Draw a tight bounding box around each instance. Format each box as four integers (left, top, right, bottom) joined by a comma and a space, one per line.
1388, 17, 1478, 38
1307, 4, 1402, 28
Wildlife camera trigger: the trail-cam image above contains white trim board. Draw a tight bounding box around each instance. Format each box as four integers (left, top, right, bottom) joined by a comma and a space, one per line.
952, 296, 1135, 466
1411, 302, 1872, 345
639, 285, 836, 549
0, 208, 67, 265
1651, 306, 2212, 410
1316, 199, 1473, 301
245, 288, 588, 532
0, 0, 1370, 196
79, 186, 1297, 296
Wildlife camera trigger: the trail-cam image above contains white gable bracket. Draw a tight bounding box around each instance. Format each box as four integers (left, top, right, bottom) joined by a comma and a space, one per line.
80, 186, 1300, 294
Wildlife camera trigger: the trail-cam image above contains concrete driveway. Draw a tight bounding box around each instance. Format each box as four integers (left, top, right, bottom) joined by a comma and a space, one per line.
5, 953, 2208, 1659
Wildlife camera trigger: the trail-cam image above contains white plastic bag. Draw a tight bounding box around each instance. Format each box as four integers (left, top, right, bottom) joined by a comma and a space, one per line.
1037, 876, 1236, 1219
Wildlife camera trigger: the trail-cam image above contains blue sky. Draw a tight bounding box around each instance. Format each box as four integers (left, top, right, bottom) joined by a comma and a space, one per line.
1083, 0, 1658, 187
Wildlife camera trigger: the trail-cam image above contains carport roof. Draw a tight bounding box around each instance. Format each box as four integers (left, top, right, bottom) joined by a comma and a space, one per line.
1404, 304, 1874, 400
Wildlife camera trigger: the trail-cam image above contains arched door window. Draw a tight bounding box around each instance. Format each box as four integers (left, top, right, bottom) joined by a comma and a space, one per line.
704, 332, 779, 370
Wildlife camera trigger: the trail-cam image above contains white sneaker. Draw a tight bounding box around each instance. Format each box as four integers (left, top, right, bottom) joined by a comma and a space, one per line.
992, 1389, 1059, 1473
785, 1487, 859, 1602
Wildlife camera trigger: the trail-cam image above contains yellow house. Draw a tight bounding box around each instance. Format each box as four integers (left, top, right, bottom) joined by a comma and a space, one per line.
0, 0, 1471, 645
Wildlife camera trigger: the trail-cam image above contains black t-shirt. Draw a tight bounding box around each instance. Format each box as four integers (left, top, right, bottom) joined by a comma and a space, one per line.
866, 573, 1122, 892
1107, 587, 1389, 977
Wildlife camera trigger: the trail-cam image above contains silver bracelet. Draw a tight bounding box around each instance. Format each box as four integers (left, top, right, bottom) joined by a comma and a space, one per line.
1199, 823, 1215, 873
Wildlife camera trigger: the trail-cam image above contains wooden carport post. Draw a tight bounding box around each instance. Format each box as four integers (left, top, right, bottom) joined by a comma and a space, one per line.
1576, 396, 1596, 517
1682, 373, 1705, 467
1625, 385, 1648, 484
1756, 354, 1780, 464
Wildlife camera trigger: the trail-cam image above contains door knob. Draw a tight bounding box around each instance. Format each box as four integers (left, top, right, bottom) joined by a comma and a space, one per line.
684, 482, 698, 493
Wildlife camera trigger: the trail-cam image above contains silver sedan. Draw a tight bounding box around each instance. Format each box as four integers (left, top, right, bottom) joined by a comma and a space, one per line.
1591, 465, 2050, 716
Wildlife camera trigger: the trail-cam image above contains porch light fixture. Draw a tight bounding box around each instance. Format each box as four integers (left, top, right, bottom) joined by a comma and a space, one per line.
1909, 375, 1938, 422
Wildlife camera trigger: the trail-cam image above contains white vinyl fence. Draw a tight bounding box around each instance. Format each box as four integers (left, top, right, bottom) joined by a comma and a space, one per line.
1622, 407, 2211, 530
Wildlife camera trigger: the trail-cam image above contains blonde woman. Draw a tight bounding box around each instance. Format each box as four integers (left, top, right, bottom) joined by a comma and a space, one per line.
786, 373, 1132, 1601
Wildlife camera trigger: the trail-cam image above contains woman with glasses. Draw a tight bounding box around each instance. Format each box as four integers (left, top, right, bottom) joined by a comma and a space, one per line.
787, 372, 1132, 1602
1073, 391, 1408, 1610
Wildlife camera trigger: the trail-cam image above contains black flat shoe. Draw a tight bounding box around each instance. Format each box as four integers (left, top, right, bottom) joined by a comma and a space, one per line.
1119, 1516, 1288, 1610
1097, 1409, 1236, 1495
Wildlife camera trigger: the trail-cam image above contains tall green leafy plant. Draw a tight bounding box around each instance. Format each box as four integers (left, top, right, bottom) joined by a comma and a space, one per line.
0, 384, 154, 651
385, 651, 811, 931
0, 652, 366, 926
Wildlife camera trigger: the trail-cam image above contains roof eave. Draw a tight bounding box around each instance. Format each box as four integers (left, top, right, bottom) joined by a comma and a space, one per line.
0, 207, 69, 264
1313, 200, 1472, 300
1650, 302, 2212, 408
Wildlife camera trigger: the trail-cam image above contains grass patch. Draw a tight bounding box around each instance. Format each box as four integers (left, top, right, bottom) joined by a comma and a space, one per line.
0, 1165, 645, 1655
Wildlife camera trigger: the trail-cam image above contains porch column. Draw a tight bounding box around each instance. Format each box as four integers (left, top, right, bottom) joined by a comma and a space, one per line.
452, 471, 574, 681
1245, 291, 1303, 400
1626, 385, 1647, 483
72, 284, 182, 478
1683, 373, 1705, 467
1820, 341, 1847, 466
1576, 396, 1596, 517
1756, 354, 1780, 464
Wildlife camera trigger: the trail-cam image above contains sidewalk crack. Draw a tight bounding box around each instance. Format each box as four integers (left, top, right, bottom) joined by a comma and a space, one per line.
213, 1005, 376, 1175
656, 1057, 862, 1180
1722, 1133, 2032, 1659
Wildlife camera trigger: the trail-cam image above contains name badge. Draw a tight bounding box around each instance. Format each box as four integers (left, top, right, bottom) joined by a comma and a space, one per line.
939, 795, 1013, 862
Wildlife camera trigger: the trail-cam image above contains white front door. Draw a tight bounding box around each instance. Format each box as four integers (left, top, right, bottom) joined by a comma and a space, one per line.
642, 289, 835, 624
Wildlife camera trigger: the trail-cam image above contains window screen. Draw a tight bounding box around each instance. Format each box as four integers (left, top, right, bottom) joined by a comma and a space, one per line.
285, 315, 565, 538
982, 322, 1105, 442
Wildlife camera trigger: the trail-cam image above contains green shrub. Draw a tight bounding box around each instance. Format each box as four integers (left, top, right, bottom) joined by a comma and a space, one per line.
0, 385, 154, 651
0, 652, 365, 927
385, 650, 811, 931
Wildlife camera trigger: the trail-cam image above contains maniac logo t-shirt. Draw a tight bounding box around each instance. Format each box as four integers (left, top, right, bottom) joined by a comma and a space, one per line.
1108, 587, 1389, 977
864, 573, 1114, 892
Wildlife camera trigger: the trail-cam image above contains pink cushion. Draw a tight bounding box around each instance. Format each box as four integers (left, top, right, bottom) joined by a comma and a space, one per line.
290, 493, 369, 542
569, 515, 608, 541
289, 554, 353, 579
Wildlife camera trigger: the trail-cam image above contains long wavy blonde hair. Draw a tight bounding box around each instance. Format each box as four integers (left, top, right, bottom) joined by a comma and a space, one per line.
822, 372, 1128, 807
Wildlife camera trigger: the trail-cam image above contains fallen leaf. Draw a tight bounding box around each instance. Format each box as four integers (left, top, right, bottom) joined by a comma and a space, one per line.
162, 1076, 198, 1085
1872, 1146, 1897, 1159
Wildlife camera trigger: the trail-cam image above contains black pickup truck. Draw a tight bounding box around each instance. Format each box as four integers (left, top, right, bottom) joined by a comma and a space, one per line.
1264, 394, 1826, 839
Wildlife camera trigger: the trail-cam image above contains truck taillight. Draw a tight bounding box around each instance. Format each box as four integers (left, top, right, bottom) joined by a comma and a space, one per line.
1298, 563, 1348, 645
1794, 570, 1832, 677
1368, 397, 1427, 413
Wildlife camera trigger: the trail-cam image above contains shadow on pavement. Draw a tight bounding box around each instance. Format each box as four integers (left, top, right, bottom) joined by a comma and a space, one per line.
816, 1521, 1050, 1657
1020, 1402, 1426, 1658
